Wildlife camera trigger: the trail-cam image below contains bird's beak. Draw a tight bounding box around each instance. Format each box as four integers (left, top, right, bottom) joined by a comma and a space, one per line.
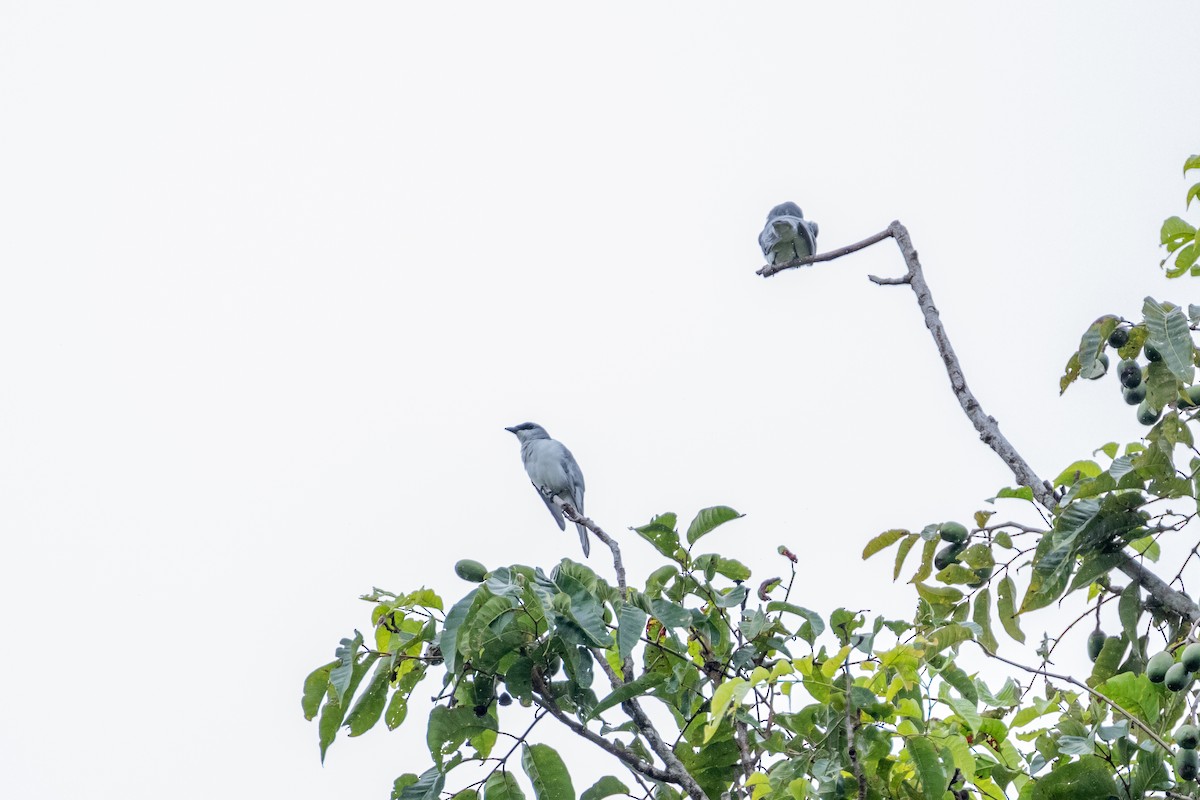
504, 426, 517, 434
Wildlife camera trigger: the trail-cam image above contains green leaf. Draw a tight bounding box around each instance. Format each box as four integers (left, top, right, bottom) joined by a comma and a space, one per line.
1029, 757, 1115, 800
705, 677, 750, 742
905, 736, 946, 800
1053, 460, 1102, 487
894, 533, 918, 580
395, 766, 446, 800
1185, 154, 1200, 175
997, 575, 1025, 643
633, 514, 681, 558
484, 772, 527, 800
766, 601, 825, 643
330, 631, 364, 705
685, 505, 743, 545
991, 486, 1034, 502
440, 588, 482, 675
1118, 584, 1141, 644
909, 537, 938, 584
1162, 216, 1196, 246
617, 605, 647, 662
1087, 635, 1126, 689
427, 706, 499, 766
972, 589, 998, 654
1168, 243, 1197, 278
863, 528, 909, 559
346, 660, 391, 736
521, 743, 575, 800
588, 673, 666, 720
1144, 297, 1195, 383
384, 687, 409, 730
580, 776, 629, 800
650, 599, 693, 629
302, 660, 337, 720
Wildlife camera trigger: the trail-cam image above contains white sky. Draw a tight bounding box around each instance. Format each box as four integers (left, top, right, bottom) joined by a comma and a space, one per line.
3, 3, 1200, 798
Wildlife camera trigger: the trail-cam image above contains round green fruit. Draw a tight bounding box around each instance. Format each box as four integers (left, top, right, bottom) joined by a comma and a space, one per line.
1108, 327, 1130, 348
1137, 399, 1162, 426
934, 541, 967, 571
1123, 382, 1147, 405
1118, 359, 1142, 389
1179, 748, 1199, 782
1089, 352, 1110, 378
1178, 723, 1200, 750
1087, 630, 1106, 662
1166, 661, 1192, 692
1183, 643, 1200, 673
454, 559, 489, 582
1147, 651, 1175, 683
939, 522, 969, 544
1145, 342, 1163, 362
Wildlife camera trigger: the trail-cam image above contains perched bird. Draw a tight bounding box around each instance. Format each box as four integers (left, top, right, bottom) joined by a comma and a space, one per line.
505, 422, 590, 556
759, 202, 819, 265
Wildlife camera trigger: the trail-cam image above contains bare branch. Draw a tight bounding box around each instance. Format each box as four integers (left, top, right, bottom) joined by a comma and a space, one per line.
756, 228, 894, 277
554, 496, 627, 593
975, 643, 1173, 752
762, 219, 1200, 624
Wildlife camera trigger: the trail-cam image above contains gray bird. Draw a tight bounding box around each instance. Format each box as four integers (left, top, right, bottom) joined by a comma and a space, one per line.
505, 422, 590, 557
759, 202, 819, 265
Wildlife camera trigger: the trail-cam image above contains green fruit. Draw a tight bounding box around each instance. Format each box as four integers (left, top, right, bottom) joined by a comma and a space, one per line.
454, 559, 489, 582
1178, 723, 1200, 750
1137, 399, 1162, 426
1179, 748, 1199, 782
939, 522, 970, 544
1145, 342, 1163, 362
1087, 630, 1106, 662
1147, 651, 1175, 683
934, 541, 967, 571
1118, 359, 1142, 388
1183, 643, 1200, 672
1123, 382, 1147, 405
1167, 661, 1192, 692
1108, 327, 1130, 348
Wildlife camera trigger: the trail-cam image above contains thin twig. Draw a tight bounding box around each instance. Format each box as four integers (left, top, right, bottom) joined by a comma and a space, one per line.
975, 643, 1172, 751
756, 229, 893, 277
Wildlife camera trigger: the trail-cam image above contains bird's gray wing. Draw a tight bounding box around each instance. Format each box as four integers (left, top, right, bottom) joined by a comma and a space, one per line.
533, 481, 567, 530
798, 219, 818, 257
561, 450, 589, 557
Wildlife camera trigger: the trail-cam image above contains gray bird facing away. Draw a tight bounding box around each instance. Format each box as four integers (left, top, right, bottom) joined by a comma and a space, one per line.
759, 201, 819, 265
505, 422, 590, 557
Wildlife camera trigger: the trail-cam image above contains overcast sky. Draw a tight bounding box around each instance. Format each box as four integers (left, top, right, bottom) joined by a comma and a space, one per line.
4, 3, 1200, 798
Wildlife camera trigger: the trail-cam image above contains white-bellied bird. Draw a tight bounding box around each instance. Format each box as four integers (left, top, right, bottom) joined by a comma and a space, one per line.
759, 202, 819, 265
505, 422, 590, 556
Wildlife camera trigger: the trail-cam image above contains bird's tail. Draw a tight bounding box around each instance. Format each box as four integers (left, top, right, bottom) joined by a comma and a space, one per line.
576, 523, 590, 558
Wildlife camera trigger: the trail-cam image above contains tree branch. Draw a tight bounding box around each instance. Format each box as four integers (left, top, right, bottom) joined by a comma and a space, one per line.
756, 228, 893, 277
843, 666, 866, 800
763, 220, 1200, 623
555, 496, 627, 594
531, 670, 709, 798
975, 643, 1173, 752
